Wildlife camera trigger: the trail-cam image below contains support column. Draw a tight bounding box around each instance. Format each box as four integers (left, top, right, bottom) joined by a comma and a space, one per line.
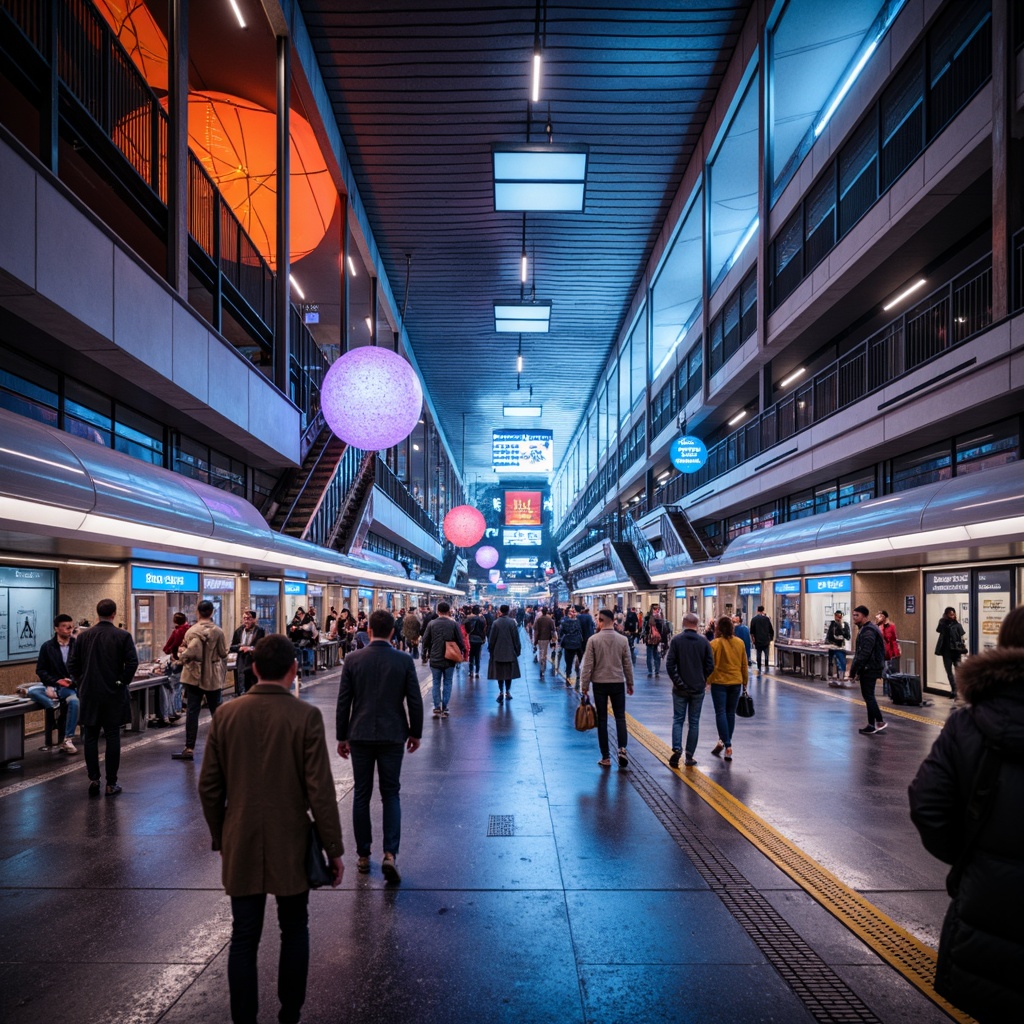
41, 0, 58, 174
274, 35, 291, 394
369, 274, 378, 346
341, 204, 350, 354
166, 0, 189, 297
991, 0, 1022, 320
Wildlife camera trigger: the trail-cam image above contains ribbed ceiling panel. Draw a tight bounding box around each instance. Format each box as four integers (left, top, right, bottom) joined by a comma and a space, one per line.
299, 0, 752, 486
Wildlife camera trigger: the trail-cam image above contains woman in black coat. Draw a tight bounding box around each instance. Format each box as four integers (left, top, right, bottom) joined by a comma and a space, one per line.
488, 605, 522, 703
935, 606, 967, 698
908, 605, 1024, 1022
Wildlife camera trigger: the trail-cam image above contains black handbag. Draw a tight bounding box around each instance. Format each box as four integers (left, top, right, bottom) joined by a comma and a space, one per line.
736, 687, 755, 718
306, 821, 333, 889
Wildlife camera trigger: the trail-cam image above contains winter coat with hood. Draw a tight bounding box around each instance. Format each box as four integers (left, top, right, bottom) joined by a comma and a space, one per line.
908, 647, 1024, 1022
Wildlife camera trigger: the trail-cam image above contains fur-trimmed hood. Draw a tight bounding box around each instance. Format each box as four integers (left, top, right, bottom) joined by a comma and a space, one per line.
955, 647, 1024, 752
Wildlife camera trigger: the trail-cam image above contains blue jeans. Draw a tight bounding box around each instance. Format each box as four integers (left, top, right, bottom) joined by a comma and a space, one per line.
829, 648, 847, 676
430, 666, 455, 709
646, 644, 661, 674
350, 741, 405, 857
671, 688, 705, 756
710, 684, 741, 747
25, 684, 79, 741
628, 636, 637, 665
228, 890, 309, 1024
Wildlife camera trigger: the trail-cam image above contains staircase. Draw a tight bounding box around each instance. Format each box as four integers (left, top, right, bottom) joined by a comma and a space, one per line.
437, 543, 459, 587
327, 451, 378, 551
611, 542, 652, 590
665, 506, 719, 562
267, 428, 350, 538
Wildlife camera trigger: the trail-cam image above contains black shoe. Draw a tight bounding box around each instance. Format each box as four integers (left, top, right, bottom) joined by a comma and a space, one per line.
617, 748, 629, 769
496, 692, 505, 702
381, 854, 401, 885
668, 750, 681, 769
504, 690, 512, 700
171, 748, 194, 760
858, 725, 877, 735
88, 780, 101, 797
105, 784, 122, 796
684, 756, 698, 767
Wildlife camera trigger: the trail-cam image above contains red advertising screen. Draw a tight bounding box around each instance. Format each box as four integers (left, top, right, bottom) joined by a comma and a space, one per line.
504, 491, 542, 527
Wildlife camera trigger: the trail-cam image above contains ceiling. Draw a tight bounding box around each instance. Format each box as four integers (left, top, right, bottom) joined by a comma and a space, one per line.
297, 0, 754, 487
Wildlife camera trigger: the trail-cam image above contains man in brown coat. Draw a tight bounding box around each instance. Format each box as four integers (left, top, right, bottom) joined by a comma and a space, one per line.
199, 634, 344, 1024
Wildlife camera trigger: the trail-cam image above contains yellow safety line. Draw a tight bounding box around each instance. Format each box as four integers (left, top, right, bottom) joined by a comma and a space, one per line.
772, 674, 946, 727
625, 713, 973, 1024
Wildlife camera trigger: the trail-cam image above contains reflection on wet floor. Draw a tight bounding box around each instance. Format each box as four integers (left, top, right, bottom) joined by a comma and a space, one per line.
0, 638, 958, 1024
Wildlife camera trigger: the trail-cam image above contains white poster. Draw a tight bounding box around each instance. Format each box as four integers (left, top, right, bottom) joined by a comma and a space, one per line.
5, 587, 54, 662
0, 590, 7, 652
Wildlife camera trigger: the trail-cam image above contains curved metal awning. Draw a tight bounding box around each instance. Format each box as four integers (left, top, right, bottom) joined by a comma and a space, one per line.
0, 409, 463, 594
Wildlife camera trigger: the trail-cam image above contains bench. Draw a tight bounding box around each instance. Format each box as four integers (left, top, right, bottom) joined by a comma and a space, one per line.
774, 642, 830, 680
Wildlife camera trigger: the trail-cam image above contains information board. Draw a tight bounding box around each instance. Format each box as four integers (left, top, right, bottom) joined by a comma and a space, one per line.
0, 566, 56, 664
504, 491, 543, 527
492, 430, 553, 473
503, 528, 543, 547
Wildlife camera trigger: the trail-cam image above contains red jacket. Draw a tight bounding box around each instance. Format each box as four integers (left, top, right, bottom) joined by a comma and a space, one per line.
163, 622, 190, 656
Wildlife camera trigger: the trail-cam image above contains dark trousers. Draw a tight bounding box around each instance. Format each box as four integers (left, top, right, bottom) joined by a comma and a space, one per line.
228, 891, 309, 1024
350, 741, 405, 857
184, 684, 222, 749
563, 649, 582, 679
755, 644, 770, 671
83, 700, 125, 785
468, 642, 482, 674
858, 674, 884, 725
942, 654, 961, 695
592, 682, 628, 759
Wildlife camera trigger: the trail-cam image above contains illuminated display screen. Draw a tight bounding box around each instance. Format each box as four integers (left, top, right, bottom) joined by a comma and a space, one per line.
492, 430, 553, 473
505, 556, 539, 570
504, 491, 542, 526
503, 528, 543, 547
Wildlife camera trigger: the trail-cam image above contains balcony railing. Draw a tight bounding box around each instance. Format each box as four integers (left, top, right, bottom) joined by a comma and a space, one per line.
303, 443, 365, 550
374, 457, 440, 539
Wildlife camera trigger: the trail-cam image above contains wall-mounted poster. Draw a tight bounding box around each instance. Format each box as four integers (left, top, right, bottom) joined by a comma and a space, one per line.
0, 567, 56, 664
492, 430, 553, 473
504, 491, 542, 527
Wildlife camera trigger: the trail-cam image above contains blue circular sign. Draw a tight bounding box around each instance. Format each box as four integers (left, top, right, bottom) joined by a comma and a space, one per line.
669, 435, 708, 473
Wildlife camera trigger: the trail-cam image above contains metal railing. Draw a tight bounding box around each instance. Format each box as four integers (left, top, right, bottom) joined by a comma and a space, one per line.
374, 457, 440, 538
290, 308, 329, 430
621, 512, 655, 566
303, 443, 364, 549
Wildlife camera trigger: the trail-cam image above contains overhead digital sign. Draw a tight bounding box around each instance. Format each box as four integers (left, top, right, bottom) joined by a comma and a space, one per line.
505, 556, 539, 570
492, 429, 553, 473
504, 491, 543, 527
503, 528, 543, 547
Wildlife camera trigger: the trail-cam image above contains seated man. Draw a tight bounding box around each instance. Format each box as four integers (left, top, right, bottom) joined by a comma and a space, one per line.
21, 614, 80, 753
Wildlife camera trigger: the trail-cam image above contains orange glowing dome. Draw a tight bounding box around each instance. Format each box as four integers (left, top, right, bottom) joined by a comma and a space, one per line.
184, 91, 336, 269
93, 0, 169, 92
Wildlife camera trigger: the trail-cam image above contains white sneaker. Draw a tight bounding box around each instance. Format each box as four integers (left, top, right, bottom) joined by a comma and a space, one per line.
62, 738, 78, 754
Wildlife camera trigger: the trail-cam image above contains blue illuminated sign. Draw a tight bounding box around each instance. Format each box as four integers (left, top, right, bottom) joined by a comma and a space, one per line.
703, 586, 717, 597
675, 588, 686, 599
805, 575, 851, 594
284, 581, 307, 596
669, 435, 708, 473
739, 584, 761, 596
774, 580, 801, 594
131, 566, 200, 592
249, 580, 279, 596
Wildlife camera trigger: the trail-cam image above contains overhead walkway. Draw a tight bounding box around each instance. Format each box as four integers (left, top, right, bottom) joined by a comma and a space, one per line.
0, 636, 966, 1024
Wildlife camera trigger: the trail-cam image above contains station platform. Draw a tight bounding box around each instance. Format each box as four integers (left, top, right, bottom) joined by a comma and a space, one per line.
0, 634, 965, 1024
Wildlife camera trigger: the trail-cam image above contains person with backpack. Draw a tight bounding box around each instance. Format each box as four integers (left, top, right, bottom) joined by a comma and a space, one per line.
849, 605, 887, 736
173, 599, 229, 762
558, 606, 584, 688
643, 604, 669, 678
463, 605, 488, 678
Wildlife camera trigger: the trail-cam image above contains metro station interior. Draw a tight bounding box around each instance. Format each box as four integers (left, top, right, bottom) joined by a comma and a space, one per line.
0, 1, 1022, 1022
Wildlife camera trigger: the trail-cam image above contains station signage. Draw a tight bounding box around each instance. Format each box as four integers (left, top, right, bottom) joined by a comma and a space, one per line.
284, 581, 307, 596
492, 430, 554, 473
774, 580, 801, 594
703, 586, 717, 597
925, 571, 969, 594
738, 584, 761, 596
131, 566, 200, 592
202, 576, 235, 592
675, 588, 686, 599
669, 435, 708, 473
805, 575, 851, 593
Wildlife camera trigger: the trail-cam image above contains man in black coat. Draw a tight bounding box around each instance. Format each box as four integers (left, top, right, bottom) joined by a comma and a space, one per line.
336, 608, 423, 884
68, 598, 139, 796
665, 612, 715, 768
749, 605, 775, 673
849, 605, 886, 736
229, 609, 266, 695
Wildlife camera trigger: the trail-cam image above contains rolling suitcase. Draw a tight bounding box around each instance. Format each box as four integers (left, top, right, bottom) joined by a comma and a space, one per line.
887, 673, 922, 707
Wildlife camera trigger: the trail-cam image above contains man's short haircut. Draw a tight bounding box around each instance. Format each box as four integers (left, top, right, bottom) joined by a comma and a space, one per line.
757, 605, 765, 612
437, 601, 451, 615
682, 612, 700, 627
853, 605, 871, 617
172, 611, 188, 625
243, 609, 256, 618
500, 604, 510, 615
53, 613, 74, 628
369, 608, 395, 638
253, 634, 296, 681
598, 608, 614, 622
879, 609, 889, 619
472, 605, 481, 615
834, 610, 844, 617
197, 599, 214, 617
540, 606, 548, 615
96, 598, 116, 619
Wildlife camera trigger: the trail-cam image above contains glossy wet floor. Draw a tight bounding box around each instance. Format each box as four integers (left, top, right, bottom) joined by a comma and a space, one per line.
0, 640, 960, 1023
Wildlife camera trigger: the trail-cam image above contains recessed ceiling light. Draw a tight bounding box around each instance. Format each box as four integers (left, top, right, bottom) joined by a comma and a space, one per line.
503, 405, 543, 417
493, 144, 589, 212
494, 301, 551, 333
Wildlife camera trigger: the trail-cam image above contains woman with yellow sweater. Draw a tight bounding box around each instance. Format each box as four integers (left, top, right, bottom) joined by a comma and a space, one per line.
709, 615, 748, 761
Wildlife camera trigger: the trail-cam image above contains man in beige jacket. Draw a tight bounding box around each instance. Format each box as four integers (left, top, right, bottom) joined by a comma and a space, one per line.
199, 633, 343, 1024
172, 599, 228, 762
580, 608, 634, 769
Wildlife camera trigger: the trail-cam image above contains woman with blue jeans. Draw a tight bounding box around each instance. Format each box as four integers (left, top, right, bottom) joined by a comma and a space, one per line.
708, 615, 748, 761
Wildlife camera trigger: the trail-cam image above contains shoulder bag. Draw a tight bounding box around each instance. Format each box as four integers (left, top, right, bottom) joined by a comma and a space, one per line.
306, 820, 333, 889
736, 686, 755, 718
574, 693, 596, 731
444, 625, 464, 663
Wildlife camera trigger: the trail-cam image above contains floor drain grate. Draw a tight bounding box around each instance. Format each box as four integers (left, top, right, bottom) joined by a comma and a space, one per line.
531, 703, 544, 714
487, 814, 515, 836
627, 759, 884, 1024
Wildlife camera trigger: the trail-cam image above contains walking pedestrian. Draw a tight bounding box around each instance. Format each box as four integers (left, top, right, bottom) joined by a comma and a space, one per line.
533, 606, 555, 678
749, 605, 774, 673
850, 605, 887, 735
421, 601, 466, 717
708, 615, 748, 761
558, 606, 584, 687
336, 609, 423, 883
665, 612, 714, 768
643, 604, 669, 678
488, 604, 522, 702
579, 609, 634, 768
172, 600, 229, 762
935, 607, 967, 698
67, 599, 138, 796
199, 633, 344, 1024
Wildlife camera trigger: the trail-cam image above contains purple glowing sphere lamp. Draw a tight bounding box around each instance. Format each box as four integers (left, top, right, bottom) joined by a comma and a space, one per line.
321, 347, 423, 451
475, 546, 499, 569
443, 505, 486, 547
